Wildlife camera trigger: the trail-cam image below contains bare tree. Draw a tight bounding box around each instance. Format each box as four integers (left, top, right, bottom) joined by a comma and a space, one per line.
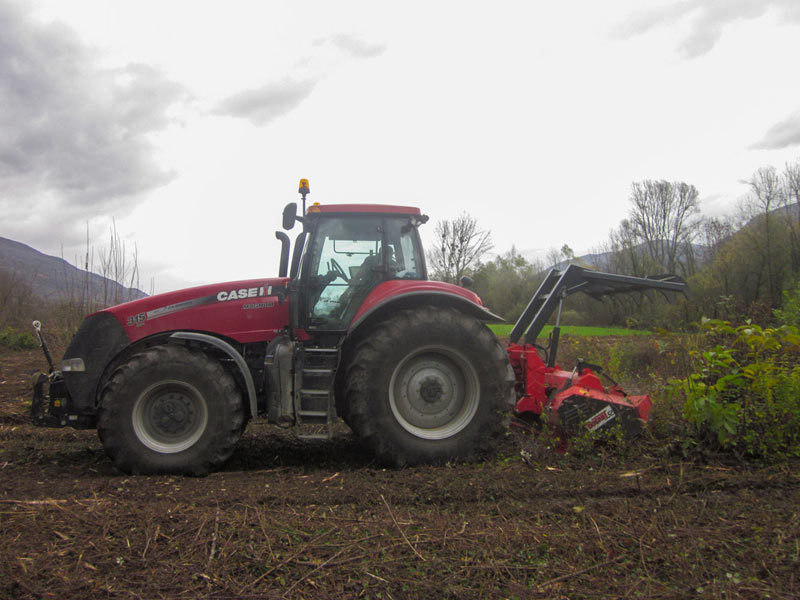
626, 180, 701, 275
781, 160, 800, 276
608, 218, 648, 276
0, 268, 35, 327
426, 212, 493, 284
742, 166, 788, 307
59, 220, 145, 329
98, 218, 141, 307
544, 244, 577, 269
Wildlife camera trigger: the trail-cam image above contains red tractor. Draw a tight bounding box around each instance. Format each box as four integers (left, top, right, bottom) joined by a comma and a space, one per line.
31, 181, 685, 475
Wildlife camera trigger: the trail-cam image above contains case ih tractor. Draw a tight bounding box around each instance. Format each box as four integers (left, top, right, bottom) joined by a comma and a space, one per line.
31, 180, 685, 475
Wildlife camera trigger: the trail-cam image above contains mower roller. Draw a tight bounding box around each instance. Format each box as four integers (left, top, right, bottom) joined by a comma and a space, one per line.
29, 181, 686, 475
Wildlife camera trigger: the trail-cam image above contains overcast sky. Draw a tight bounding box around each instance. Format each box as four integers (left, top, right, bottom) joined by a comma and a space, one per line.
1, 0, 799, 294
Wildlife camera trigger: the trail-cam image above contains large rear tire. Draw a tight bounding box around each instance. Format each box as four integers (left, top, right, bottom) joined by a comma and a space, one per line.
344, 306, 514, 466
98, 345, 244, 476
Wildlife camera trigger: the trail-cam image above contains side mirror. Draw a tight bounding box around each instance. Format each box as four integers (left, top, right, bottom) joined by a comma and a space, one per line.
282, 203, 298, 230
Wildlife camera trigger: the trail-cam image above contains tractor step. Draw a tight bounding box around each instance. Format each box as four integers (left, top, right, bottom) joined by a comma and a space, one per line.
293, 344, 341, 440
298, 409, 329, 419
299, 388, 329, 396
302, 368, 334, 375
297, 433, 332, 440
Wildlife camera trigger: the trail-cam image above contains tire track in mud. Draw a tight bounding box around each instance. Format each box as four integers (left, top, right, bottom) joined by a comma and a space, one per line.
2, 456, 797, 512
2, 395, 799, 515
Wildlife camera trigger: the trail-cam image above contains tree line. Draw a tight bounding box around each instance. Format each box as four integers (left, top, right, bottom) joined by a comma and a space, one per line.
427, 157, 800, 330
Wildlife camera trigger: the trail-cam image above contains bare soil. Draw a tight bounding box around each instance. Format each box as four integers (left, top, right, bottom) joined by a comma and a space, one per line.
1, 348, 798, 599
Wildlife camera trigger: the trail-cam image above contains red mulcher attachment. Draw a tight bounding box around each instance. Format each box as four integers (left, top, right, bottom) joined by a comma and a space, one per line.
508, 344, 650, 439
505, 265, 684, 441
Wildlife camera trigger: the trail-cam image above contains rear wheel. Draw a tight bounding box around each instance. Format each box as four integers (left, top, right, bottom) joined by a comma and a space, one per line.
98, 345, 244, 475
344, 306, 514, 466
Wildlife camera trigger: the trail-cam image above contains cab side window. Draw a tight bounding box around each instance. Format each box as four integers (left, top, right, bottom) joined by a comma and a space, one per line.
385, 218, 424, 280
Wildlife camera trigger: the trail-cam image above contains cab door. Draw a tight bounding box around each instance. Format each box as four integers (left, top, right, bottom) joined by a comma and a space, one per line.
300, 216, 386, 331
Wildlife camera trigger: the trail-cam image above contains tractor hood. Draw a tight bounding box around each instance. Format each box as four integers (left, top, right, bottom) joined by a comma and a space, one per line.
98, 277, 291, 345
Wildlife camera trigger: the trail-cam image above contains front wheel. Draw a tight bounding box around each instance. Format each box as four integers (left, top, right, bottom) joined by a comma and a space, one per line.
344, 306, 514, 466
98, 345, 244, 475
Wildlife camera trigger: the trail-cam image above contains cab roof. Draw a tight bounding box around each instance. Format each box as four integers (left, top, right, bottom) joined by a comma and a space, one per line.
305, 203, 421, 216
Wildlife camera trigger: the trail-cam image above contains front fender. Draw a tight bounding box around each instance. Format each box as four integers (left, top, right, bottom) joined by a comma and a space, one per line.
169, 331, 258, 418
62, 313, 131, 412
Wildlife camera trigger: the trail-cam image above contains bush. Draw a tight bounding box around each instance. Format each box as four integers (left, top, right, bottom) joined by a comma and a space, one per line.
557, 333, 692, 383
0, 326, 38, 350
670, 319, 800, 459
773, 280, 800, 328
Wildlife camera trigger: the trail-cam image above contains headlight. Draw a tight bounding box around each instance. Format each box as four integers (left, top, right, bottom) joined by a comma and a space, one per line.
61, 358, 86, 372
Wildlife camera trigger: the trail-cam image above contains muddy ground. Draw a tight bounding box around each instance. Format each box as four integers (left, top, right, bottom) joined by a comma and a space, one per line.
1, 348, 798, 599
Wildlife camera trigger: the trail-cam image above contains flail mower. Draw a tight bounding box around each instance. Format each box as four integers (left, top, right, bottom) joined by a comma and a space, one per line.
505, 265, 685, 441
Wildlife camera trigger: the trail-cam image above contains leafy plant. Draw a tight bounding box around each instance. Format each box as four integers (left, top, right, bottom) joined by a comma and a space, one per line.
773, 279, 800, 328
670, 318, 800, 458
0, 326, 37, 350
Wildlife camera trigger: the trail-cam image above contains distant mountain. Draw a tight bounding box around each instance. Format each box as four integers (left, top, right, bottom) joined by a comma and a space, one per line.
484, 247, 616, 270
0, 236, 147, 305
491, 243, 707, 275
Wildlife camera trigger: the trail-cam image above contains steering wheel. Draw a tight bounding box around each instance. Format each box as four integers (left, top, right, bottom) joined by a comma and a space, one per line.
328, 258, 349, 282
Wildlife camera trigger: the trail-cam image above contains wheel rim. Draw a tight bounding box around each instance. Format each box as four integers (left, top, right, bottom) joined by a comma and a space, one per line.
132, 380, 209, 453
389, 345, 480, 440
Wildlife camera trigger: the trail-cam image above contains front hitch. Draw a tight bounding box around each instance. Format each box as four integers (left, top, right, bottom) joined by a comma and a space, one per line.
31, 371, 69, 427
32, 320, 55, 373
29, 320, 95, 429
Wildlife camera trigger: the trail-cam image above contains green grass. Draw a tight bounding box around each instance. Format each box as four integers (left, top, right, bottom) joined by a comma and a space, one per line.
486, 323, 650, 338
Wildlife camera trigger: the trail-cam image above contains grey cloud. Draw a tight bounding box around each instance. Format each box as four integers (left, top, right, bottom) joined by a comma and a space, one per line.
215, 33, 384, 127
0, 1, 185, 245
614, 0, 800, 58
213, 78, 318, 126
612, 0, 696, 38
316, 33, 386, 59
752, 111, 800, 150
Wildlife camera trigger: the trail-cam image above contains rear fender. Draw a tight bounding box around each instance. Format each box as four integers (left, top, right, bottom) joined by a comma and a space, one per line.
348, 290, 503, 338
335, 288, 504, 421
337, 289, 499, 384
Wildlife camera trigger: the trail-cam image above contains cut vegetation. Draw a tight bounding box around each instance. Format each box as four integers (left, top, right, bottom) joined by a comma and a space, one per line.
2, 339, 798, 599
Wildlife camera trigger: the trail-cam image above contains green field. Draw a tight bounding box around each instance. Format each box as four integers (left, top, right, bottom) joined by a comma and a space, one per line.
487, 323, 650, 338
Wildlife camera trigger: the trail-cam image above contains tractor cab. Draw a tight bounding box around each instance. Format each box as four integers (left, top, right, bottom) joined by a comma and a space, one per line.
280, 182, 429, 332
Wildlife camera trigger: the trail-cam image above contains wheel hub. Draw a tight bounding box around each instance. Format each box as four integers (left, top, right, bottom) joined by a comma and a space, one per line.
132, 381, 209, 454
389, 346, 480, 440
419, 376, 445, 403
151, 393, 195, 435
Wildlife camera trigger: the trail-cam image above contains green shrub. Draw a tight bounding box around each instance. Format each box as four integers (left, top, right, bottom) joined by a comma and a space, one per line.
670, 319, 800, 459
0, 326, 37, 350
773, 280, 800, 328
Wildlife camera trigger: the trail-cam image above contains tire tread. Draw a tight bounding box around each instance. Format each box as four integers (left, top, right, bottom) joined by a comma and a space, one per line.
97, 344, 243, 476
344, 306, 514, 466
